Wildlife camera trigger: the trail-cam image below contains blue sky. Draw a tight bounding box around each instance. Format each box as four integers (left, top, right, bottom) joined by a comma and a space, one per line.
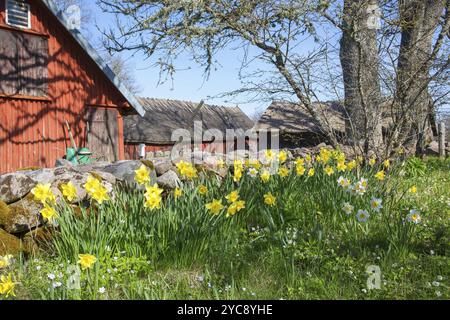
81, 2, 273, 117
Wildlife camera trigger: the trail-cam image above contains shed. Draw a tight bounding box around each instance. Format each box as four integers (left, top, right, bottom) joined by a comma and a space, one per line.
0, 0, 144, 173
124, 98, 254, 159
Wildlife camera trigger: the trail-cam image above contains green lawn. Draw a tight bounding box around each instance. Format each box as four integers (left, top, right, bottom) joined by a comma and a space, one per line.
2, 153, 449, 300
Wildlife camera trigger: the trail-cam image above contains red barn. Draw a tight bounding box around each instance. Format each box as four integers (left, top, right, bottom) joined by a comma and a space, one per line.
0, 0, 145, 173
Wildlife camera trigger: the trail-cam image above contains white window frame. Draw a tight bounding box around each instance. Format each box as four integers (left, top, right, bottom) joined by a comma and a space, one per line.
5, 0, 31, 30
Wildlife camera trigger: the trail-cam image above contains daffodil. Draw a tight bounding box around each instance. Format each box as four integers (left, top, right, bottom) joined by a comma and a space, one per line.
0, 274, 15, 297
337, 176, 351, 189
347, 160, 357, 171
198, 185, 208, 195
31, 183, 56, 205
225, 191, 240, 203
205, 199, 224, 215
295, 158, 305, 167
278, 150, 288, 163
234, 168, 243, 182
249, 159, 261, 170
135, 165, 151, 185
319, 148, 331, 164
278, 167, 290, 178
305, 154, 312, 163
227, 200, 246, 217
308, 168, 315, 177
264, 193, 276, 206
77, 254, 97, 270
336, 161, 347, 172
369, 157, 377, 167
174, 188, 183, 199
144, 192, 162, 210
216, 158, 226, 169
265, 150, 275, 162
296, 165, 306, 176
261, 170, 271, 183
91, 185, 110, 204
383, 159, 391, 169
375, 170, 385, 181
145, 184, 164, 197
248, 167, 258, 178
84, 176, 102, 194
0, 255, 13, 269
61, 181, 78, 202
177, 161, 198, 179
324, 166, 334, 176
40, 205, 58, 222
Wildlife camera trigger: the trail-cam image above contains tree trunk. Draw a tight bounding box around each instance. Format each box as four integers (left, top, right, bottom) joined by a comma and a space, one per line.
340, 0, 383, 155
394, 0, 445, 155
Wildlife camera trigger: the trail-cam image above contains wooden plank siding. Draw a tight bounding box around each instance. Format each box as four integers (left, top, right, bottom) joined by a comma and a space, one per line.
0, 0, 131, 173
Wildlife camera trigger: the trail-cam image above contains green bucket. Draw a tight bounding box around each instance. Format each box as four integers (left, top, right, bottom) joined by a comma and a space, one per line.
66, 148, 92, 165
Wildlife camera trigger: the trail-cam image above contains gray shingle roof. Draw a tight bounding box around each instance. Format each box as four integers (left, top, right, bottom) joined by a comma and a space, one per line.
124, 98, 254, 144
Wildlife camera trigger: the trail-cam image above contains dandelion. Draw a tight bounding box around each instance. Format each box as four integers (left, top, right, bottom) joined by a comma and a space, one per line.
409, 186, 417, 194
248, 167, 258, 178
278, 167, 290, 178
134, 165, 151, 185
227, 200, 246, 217
278, 150, 288, 163
296, 165, 306, 176
342, 203, 354, 215
356, 210, 370, 223
205, 199, 224, 215
0, 274, 15, 297
0, 255, 13, 269
260, 170, 271, 183
324, 166, 334, 176
78, 254, 97, 270
375, 170, 385, 181
198, 185, 208, 195
406, 210, 421, 224
40, 205, 58, 222
337, 176, 351, 189
174, 188, 183, 199
264, 193, 276, 206
308, 168, 315, 177
31, 183, 56, 205
370, 198, 383, 212
61, 181, 78, 202
225, 191, 240, 203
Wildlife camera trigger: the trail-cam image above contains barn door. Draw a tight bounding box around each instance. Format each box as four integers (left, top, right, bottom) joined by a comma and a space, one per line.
85, 107, 119, 162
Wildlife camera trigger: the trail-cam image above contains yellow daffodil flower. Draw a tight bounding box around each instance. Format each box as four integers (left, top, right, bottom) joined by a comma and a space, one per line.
225, 191, 240, 203
134, 165, 151, 185
264, 193, 277, 206
308, 168, 315, 177
31, 183, 56, 205
375, 170, 386, 181
296, 165, 306, 176
227, 200, 246, 217
174, 188, 183, 199
205, 199, 224, 215
0, 274, 15, 297
84, 176, 102, 195
77, 254, 97, 270
61, 181, 78, 202
40, 205, 58, 222
278, 167, 290, 178
261, 170, 271, 183
198, 185, 208, 195
324, 166, 334, 176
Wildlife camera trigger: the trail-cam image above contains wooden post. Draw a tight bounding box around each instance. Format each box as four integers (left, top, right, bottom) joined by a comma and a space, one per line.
439, 122, 446, 158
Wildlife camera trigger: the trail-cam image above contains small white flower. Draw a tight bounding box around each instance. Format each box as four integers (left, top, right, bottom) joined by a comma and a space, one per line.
337, 176, 351, 189
36, 266, 42, 271
356, 210, 370, 223
52, 282, 62, 288
342, 202, 354, 215
407, 210, 421, 224
248, 168, 258, 178
98, 287, 106, 294
432, 281, 440, 287
361, 288, 367, 294
48, 273, 56, 280
437, 276, 443, 281
436, 291, 442, 297
370, 198, 383, 212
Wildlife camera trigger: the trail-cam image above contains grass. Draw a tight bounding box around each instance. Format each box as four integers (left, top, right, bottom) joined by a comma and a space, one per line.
2, 153, 449, 300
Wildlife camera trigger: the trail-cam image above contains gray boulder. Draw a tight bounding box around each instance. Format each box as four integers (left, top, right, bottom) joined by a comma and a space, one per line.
102, 160, 157, 187
23, 169, 56, 185
425, 141, 439, 156
0, 173, 37, 204
154, 160, 176, 176
0, 193, 43, 234
157, 170, 181, 190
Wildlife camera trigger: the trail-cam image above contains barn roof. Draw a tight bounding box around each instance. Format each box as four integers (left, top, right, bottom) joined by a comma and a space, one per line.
124, 98, 255, 144
255, 101, 347, 135
40, 0, 145, 116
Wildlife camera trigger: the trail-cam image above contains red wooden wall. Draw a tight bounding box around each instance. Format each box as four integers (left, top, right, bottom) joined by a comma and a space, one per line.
0, 0, 132, 173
